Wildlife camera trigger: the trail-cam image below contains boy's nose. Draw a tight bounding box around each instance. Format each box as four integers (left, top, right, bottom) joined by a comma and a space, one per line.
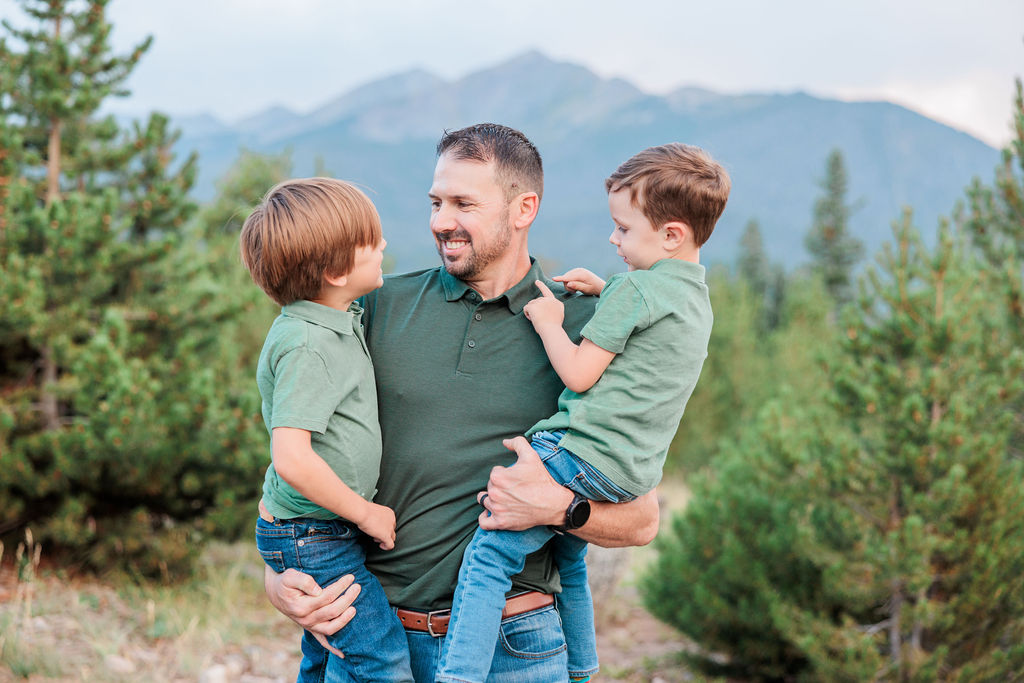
608, 231, 619, 246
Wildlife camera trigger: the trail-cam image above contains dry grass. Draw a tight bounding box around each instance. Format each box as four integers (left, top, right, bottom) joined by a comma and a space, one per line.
0, 475, 706, 682
0, 536, 301, 682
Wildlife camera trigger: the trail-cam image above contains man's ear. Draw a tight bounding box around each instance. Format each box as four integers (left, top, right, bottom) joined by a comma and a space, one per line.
663, 221, 694, 250
324, 272, 348, 288
511, 192, 540, 230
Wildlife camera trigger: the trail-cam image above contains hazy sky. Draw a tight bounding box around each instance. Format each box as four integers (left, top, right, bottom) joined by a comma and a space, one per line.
3, 0, 1022, 146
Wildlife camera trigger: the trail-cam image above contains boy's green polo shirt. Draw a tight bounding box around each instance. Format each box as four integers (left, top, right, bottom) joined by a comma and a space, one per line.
258, 300, 382, 521
530, 258, 713, 495
360, 261, 596, 611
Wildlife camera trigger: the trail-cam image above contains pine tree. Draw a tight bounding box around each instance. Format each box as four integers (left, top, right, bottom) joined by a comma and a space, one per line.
646, 210, 1024, 679
960, 78, 1024, 454
737, 218, 788, 332
805, 149, 864, 307
0, 0, 264, 578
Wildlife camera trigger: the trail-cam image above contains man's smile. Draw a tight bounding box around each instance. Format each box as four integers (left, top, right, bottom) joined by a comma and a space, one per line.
440, 238, 470, 254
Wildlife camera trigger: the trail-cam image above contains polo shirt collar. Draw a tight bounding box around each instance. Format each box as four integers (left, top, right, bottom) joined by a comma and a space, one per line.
281, 299, 362, 336
439, 259, 548, 314
651, 258, 706, 282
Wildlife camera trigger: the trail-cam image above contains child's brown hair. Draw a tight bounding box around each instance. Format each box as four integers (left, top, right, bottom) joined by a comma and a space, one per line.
240, 178, 382, 305
606, 143, 730, 246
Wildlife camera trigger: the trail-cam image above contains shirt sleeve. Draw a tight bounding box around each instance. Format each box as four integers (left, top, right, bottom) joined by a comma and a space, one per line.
580, 274, 651, 353
269, 347, 349, 434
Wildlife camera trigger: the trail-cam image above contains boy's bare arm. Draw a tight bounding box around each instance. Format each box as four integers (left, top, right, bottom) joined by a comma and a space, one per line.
478, 436, 659, 547
272, 427, 396, 550
523, 281, 616, 394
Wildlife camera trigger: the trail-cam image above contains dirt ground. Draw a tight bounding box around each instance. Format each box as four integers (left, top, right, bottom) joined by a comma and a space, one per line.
1, 485, 698, 682
0, 550, 696, 682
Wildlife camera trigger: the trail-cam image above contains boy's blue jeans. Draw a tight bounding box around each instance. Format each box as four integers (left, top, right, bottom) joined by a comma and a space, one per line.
255, 515, 414, 683
436, 430, 636, 683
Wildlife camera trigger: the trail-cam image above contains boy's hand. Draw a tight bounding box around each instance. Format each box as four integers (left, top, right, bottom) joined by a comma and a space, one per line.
356, 502, 397, 550
523, 281, 565, 330
553, 268, 605, 296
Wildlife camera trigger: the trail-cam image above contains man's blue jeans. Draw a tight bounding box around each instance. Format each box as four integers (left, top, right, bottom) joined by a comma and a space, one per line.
255, 515, 414, 682
435, 430, 635, 683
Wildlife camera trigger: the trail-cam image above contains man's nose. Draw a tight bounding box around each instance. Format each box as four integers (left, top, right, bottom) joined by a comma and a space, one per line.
431, 205, 456, 233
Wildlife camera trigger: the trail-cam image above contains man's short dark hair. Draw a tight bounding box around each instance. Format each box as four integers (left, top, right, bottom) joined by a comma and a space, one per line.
436, 123, 544, 201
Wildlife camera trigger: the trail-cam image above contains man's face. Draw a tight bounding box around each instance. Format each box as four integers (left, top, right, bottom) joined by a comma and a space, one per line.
428, 154, 513, 280
607, 188, 666, 271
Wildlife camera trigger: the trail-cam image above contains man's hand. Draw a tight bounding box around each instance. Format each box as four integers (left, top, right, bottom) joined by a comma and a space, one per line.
355, 502, 397, 550
478, 436, 573, 530
553, 268, 606, 296
523, 281, 566, 332
264, 565, 361, 648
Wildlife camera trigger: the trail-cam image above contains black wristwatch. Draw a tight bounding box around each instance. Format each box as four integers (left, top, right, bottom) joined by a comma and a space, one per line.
554, 491, 591, 533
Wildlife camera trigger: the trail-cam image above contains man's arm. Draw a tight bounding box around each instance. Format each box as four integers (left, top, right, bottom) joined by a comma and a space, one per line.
264, 565, 360, 644
477, 436, 659, 546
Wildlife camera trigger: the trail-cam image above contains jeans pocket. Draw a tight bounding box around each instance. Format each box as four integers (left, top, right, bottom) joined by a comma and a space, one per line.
497, 607, 567, 661
257, 549, 286, 573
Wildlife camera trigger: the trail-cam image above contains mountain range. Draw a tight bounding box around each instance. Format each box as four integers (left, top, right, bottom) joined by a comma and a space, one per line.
175, 51, 1001, 275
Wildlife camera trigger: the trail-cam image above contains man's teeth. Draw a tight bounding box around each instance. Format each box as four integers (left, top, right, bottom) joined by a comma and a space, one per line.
443, 240, 469, 249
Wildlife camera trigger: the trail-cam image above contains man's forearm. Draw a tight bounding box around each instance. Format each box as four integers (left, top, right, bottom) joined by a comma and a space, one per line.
571, 490, 659, 547
480, 436, 660, 547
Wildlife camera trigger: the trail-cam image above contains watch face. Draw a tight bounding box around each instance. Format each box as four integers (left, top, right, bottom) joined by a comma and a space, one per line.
568, 495, 591, 529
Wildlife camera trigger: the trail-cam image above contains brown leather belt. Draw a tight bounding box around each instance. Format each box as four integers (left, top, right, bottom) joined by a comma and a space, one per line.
397, 591, 554, 637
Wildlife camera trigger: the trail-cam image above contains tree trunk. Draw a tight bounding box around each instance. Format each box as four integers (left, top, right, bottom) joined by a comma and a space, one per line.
45, 15, 61, 204
40, 345, 59, 431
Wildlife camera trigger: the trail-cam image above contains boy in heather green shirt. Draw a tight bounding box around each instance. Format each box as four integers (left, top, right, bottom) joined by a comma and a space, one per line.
240, 178, 412, 683
437, 144, 731, 683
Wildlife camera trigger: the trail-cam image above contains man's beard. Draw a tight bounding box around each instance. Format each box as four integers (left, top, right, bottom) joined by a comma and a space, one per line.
437, 209, 512, 280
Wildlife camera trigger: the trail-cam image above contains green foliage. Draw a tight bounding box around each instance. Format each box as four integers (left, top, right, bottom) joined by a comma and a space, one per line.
667, 265, 831, 473
805, 149, 864, 307
646, 161, 1024, 678
0, 1, 266, 579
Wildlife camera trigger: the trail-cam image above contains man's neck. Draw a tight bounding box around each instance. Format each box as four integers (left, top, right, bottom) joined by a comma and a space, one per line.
461, 247, 533, 301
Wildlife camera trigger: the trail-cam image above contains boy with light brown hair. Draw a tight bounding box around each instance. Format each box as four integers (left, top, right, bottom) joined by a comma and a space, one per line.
437, 143, 730, 683
240, 178, 412, 682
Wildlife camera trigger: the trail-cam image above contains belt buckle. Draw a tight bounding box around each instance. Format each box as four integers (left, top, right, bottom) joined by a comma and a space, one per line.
426, 609, 449, 637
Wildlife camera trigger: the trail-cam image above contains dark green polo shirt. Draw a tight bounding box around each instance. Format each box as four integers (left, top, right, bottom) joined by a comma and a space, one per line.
360, 261, 597, 611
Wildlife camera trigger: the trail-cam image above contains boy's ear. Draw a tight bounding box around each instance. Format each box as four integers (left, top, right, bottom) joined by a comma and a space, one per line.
511, 192, 540, 230
324, 272, 348, 288
662, 221, 693, 249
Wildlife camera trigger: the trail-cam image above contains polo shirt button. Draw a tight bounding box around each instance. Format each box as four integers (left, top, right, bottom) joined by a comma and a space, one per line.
468, 340, 476, 348
474, 313, 482, 321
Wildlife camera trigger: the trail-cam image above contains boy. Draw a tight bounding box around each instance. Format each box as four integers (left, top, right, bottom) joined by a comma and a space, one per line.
436, 143, 730, 683
240, 178, 413, 682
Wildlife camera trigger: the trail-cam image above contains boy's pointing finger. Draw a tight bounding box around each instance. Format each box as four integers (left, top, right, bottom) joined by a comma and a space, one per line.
534, 280, 554, 298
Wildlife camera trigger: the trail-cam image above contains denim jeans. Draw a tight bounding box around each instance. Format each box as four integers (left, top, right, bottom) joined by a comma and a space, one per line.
255, 516, 414, 683
409, 602, 568, 682
435, 430, 635, 683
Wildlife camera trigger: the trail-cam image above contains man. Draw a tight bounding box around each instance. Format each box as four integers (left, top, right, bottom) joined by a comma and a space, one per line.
265, 123, 659, 681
